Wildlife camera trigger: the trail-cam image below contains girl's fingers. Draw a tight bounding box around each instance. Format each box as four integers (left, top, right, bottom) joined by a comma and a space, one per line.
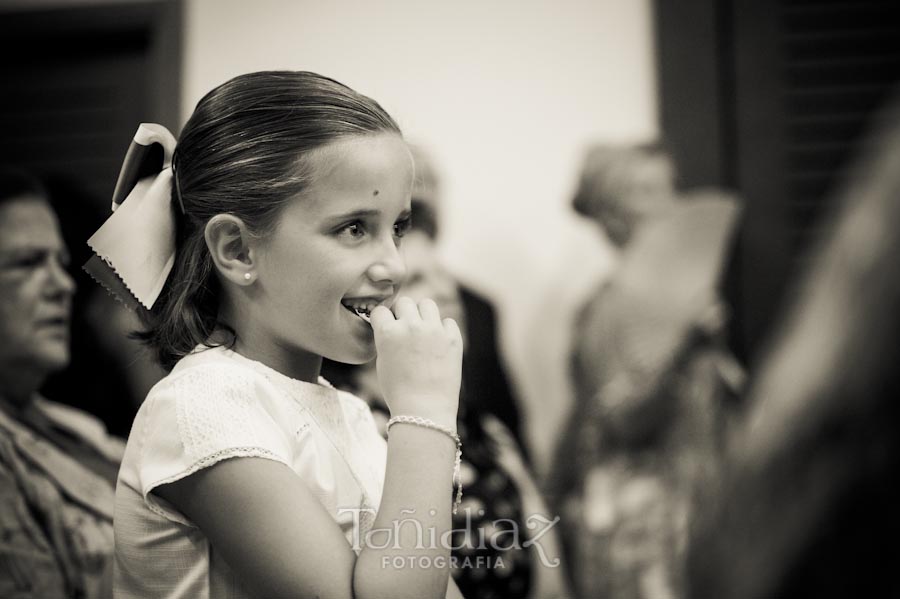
392, 296, 420, 321
442, 317, 462, 345
418, 298, 441, 323
370, 305, 394, 329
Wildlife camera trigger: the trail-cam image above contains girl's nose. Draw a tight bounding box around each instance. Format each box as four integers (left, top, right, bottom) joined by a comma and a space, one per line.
367, 237, 407, 286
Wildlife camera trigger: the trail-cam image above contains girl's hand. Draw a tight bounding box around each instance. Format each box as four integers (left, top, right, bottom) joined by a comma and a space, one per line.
370, 296, 462, 428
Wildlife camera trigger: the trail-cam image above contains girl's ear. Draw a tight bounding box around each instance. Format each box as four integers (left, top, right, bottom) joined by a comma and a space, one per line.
205, 214, 257, 285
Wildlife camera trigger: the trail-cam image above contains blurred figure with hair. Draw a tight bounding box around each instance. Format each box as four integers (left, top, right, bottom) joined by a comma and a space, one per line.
0, 167, 122, 598
552, 142, 744, 598
571, 142, 678, 248
687, 91, 900, 599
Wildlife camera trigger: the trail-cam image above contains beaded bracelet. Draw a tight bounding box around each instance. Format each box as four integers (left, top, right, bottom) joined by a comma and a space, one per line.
386, 415, 463, 514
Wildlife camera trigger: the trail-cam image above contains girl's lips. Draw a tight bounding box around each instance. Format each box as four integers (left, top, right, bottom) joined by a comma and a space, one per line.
341, 303, 372, 323
340, 295, 393, 320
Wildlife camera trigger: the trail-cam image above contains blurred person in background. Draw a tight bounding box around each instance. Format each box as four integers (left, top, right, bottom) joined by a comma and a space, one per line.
551, 144, 745, 598
571, 142, 679, 249
323, 146, 569, 599
0, 167, 122, 598
687, 90, 900, 599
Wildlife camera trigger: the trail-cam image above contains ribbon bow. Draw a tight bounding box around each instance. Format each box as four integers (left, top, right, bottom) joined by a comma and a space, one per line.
84, 123, 179, 311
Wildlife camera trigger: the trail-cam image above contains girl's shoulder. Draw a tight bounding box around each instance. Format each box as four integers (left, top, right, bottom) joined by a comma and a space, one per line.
144, 344, 262, 401
138, 345, 379, 444
137, 344, 306, 435
143, 344, 355, 415
121, 346, 300, 526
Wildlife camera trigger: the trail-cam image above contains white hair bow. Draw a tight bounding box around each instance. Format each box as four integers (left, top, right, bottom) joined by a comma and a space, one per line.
84, 123, 179, 311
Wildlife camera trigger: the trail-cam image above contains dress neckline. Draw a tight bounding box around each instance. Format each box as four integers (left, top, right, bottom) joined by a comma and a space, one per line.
192, 344, 336, 393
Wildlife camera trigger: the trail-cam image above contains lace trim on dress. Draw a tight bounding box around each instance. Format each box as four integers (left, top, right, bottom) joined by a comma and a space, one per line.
143, 446, 287, 524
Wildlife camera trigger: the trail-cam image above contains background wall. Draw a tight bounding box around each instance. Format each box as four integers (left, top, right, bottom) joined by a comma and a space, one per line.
184, 0, 659, 474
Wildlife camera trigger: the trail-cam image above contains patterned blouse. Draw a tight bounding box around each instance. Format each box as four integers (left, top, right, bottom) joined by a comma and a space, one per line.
0, 397, 124, 598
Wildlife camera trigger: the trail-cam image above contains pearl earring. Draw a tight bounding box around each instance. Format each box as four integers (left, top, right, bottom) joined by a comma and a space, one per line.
244, 272, 252, 281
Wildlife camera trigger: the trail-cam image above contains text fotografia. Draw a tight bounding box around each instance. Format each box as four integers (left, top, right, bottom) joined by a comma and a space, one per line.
383, 555, 507, 570
337, 507, 562, 568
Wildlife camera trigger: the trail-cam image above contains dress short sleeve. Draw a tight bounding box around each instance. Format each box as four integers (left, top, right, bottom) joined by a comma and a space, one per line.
135, 362, 295, 526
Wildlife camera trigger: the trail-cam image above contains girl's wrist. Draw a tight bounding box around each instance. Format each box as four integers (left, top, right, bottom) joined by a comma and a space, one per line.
387, 399, 458, 430
386, 415, 458, 440
389, 412, 457, 432
386, 415, 464, 514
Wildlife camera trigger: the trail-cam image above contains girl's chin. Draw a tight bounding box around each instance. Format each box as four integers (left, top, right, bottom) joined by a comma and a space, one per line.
322, 309, 376, 363
329, 335, 375, 365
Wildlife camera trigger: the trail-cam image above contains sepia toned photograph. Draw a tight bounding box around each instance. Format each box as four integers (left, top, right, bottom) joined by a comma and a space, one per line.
1, 1, 898, 597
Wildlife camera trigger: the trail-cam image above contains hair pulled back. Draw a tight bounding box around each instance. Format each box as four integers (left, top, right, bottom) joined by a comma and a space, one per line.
136, 71, 401, 370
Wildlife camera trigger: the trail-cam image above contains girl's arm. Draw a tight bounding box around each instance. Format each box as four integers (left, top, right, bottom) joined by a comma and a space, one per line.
156, 458, 358, 598
351, 297, 463, 598
156, 436, 459, 599
157, 297, 464, 598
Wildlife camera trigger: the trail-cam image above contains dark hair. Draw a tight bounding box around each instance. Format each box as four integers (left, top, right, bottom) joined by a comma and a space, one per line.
410, 199, 438, 239
408, 144, 441, 239
0, 166, 49, 207
135, 71, 402, 370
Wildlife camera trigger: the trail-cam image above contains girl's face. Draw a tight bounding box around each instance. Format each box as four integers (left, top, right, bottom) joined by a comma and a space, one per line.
244, 133, 413, 373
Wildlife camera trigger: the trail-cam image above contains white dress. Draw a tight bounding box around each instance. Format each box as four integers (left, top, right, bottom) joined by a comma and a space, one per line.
113, 345, 387, 599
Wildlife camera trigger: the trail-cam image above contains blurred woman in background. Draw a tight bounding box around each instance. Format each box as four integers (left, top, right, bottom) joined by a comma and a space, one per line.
552, 144, 744, 599
0, 167, 122, 599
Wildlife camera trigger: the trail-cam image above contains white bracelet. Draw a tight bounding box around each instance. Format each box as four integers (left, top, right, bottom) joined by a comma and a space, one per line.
386, 415, 463, 514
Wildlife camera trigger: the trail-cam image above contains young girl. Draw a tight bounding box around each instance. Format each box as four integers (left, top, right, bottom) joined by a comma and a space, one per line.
323, 196, 571, 599
86, 71, 465, 598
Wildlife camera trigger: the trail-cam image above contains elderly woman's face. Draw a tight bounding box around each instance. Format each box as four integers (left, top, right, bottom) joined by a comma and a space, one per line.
0, 197, 75, 376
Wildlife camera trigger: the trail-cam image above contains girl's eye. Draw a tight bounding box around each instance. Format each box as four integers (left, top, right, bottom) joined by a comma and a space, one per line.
394, 216, 412, 238
337, 221, 366, 240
